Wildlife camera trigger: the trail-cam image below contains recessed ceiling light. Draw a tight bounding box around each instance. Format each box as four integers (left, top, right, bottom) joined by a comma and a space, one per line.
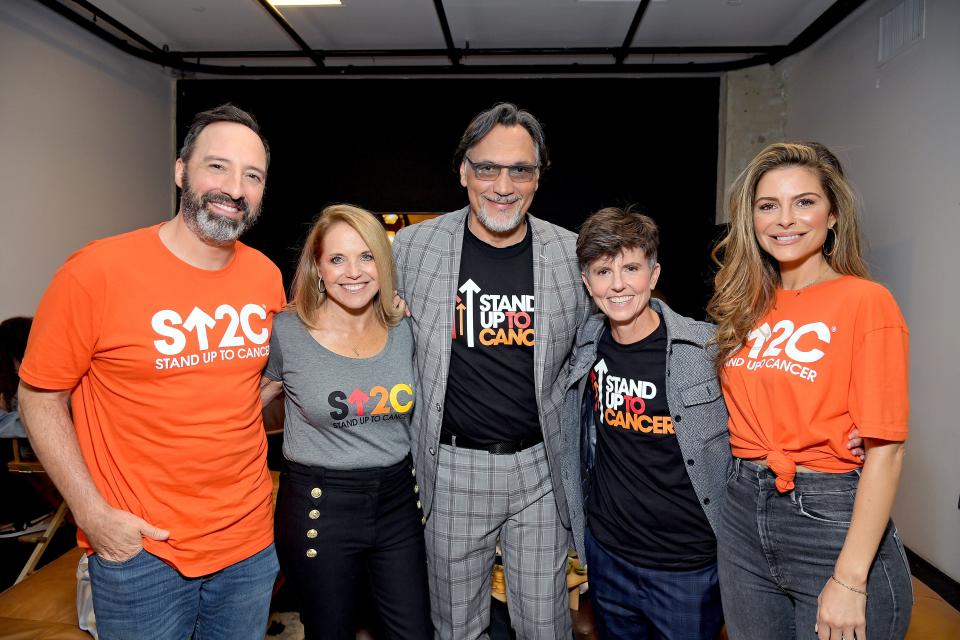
268, 0, 342, 6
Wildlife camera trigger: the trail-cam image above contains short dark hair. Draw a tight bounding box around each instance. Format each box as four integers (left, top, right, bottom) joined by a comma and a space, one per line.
453, 102, 550, 172
179, 104, 270, 171
576, 206, 659, 271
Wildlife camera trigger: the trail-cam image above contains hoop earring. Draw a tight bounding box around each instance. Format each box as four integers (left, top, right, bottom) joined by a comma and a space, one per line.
824, 227, 838, 257
317, 278, 326, 294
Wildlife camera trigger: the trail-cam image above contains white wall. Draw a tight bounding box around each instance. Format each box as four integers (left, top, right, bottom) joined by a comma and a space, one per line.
780, 0, 960, 580
0, 0, 174, 320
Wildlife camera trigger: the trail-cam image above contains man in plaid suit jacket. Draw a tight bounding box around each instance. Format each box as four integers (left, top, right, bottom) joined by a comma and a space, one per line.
393, 103, 592, 639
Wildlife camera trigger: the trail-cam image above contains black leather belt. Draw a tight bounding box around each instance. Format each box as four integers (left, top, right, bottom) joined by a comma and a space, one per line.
439, 429, 543, 455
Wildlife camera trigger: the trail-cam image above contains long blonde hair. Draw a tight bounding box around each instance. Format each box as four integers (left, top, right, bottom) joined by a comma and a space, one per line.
707, 142, 869, 372
289, 204, 401, 329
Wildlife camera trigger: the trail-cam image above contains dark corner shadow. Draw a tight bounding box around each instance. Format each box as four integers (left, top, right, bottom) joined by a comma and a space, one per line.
906, 546, 960, 611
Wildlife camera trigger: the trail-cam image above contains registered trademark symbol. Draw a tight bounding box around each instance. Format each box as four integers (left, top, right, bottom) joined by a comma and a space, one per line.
831, 326, 837, 333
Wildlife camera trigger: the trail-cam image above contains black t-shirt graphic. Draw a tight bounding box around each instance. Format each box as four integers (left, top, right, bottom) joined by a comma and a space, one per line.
442, 222, 540, 444
587, 317, 716, 569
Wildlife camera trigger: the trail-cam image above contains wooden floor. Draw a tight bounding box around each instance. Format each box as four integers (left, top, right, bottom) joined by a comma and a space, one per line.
2, 535, 958, 639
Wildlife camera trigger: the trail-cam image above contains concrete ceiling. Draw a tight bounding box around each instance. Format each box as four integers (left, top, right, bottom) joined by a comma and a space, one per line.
36, 0, 867, 74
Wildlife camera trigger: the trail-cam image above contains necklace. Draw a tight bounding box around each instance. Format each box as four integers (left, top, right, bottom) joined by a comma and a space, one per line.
340, 332, 363, 358
790, 263, 830, 296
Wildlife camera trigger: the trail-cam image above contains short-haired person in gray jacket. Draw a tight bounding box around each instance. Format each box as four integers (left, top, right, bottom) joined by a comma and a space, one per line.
562, 207, 730, 639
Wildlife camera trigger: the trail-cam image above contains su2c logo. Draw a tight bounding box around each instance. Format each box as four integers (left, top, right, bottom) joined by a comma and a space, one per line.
745, 320, 831, 363
152, 304, 269, 355
329, 384, 413, 420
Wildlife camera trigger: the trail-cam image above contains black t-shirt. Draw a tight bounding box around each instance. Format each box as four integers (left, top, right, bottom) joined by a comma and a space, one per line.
587, 316, 716, 569
442, 221, 540, 444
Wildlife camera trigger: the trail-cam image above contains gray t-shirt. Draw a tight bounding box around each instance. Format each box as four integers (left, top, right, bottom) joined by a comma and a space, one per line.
265, 311, 416, 470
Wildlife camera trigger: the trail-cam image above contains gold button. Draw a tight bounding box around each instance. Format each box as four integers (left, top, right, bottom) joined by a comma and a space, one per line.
421, 515, 427, 526
306, 529, 318, 539
310, 487, 322, 499
414, 484, 420, 494
306, 549, 317, 558
308, 509, 320, 519
416, 500, 422, 509
411, 467, 416, 477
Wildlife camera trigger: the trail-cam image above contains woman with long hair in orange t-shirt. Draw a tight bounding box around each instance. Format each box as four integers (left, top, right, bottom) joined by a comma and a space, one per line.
709, 142, 912, 640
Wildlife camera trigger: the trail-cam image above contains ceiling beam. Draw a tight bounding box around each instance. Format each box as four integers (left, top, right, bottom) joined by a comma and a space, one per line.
143, 58, 772, 76
66, 0, 165, 55
253, 0, 325, 67
190, 56, 775, 75
616, 0, 653, 64
432, 0, 460, 66
176, 45, 780, 60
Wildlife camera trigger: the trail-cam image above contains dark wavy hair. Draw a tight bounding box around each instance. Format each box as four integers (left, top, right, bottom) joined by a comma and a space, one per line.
453, 102, 550, 172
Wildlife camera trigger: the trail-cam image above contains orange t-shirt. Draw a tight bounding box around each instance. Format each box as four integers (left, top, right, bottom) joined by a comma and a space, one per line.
721, 276, 909, 492
20, 224, 285, 576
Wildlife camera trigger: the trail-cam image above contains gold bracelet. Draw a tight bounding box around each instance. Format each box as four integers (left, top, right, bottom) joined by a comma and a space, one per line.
831, 575, 868, 597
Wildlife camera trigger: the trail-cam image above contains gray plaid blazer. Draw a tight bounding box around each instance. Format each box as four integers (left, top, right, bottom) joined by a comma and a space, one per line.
393, 206, 592, 527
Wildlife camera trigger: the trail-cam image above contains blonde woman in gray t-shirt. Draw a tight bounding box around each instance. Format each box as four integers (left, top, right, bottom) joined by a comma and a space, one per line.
260, 204, 430, 640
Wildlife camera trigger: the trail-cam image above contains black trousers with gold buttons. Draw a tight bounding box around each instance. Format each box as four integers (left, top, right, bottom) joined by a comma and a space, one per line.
275, 455, 432, 640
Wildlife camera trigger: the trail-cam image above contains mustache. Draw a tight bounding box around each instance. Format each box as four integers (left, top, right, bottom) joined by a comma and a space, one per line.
484, 193, 521, 204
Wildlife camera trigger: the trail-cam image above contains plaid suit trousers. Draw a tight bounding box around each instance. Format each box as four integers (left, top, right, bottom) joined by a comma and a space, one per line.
425, 442, 572, 640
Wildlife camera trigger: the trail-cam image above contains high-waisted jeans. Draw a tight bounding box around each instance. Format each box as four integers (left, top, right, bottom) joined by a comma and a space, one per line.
718, 458, 913, 639
275, 455, 431, 640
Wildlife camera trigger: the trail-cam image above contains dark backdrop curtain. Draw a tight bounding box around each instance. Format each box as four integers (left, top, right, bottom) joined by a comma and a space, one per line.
177, 77, 720, 318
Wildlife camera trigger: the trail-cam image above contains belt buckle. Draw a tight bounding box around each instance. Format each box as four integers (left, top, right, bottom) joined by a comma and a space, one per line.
489, 442, 512, 455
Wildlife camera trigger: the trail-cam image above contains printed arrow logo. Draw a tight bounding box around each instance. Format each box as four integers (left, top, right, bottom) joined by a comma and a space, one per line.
182, 307, 217, 351
348, 387, 370, 416
593, 359, 608, 424
459, 279, 481, 348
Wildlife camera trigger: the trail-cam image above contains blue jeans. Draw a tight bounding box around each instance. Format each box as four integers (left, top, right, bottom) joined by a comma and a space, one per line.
585, 527, 723, 640
718, 458, 913, 639
87, 543, 278, 640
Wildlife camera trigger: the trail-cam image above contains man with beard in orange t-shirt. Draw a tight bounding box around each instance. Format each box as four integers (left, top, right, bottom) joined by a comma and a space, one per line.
19, 105, 285, 640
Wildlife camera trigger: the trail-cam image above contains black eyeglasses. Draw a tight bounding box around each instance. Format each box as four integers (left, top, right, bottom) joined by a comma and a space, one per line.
464, 156, 539, 183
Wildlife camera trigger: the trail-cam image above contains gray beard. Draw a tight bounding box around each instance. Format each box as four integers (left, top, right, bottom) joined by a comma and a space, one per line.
475, 200, 524, 234
179, 177, 261, 245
